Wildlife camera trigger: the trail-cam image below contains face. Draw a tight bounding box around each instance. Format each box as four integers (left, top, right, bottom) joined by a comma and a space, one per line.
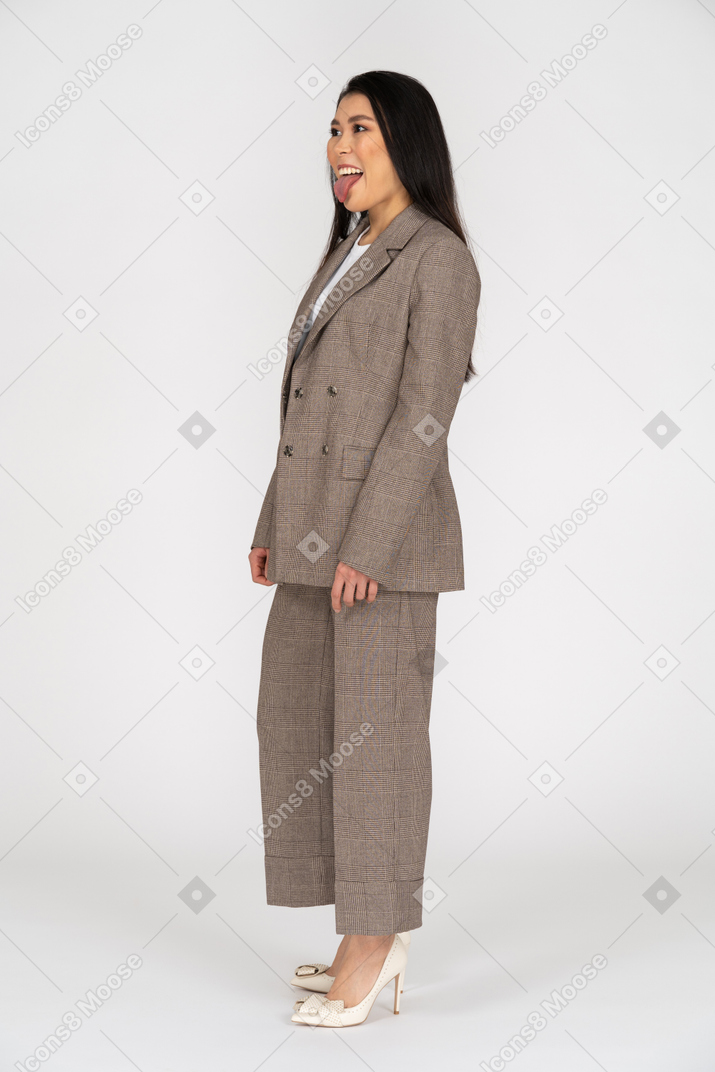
327, 92, 409, 214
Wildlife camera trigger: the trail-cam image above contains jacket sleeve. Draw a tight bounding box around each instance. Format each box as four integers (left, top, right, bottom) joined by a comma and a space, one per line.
250, 464, 277, 549
337, 237, 480, 582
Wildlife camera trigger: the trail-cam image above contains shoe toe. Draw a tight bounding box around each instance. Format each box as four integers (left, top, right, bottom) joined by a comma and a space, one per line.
291, 992, 346, 1026
290, 962, 333, 991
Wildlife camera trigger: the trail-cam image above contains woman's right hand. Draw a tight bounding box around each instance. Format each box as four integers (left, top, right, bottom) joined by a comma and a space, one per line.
249, 546, 274, 586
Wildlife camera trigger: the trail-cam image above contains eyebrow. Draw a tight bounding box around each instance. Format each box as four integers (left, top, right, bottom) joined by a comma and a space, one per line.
329, 114, 374, 126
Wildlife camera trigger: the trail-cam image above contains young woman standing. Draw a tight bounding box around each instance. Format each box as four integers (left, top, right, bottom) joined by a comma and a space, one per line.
248, 70, 481, 1028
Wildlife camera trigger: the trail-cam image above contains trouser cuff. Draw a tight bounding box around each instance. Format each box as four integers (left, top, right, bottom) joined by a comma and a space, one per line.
334, 879, 424, 935
265, 854, 335, 907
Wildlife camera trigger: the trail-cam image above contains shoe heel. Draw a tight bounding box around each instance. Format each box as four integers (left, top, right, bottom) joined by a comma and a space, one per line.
393, 970, 405, 1014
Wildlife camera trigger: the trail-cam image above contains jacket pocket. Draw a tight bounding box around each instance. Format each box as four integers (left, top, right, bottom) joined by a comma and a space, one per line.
342, 444, 375, 480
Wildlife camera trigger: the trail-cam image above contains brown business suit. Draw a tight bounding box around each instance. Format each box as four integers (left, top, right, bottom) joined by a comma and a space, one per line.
252, 203, 480, 933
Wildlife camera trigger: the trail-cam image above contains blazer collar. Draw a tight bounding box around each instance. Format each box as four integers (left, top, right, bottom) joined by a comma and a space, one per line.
282, 202, 432, 385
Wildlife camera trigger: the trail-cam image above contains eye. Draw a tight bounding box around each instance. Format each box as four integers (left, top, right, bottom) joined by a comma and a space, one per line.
329, 124, 367, 136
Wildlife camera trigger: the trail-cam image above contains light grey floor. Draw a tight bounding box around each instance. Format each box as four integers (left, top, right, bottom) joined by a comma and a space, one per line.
4, 846, 713, 1071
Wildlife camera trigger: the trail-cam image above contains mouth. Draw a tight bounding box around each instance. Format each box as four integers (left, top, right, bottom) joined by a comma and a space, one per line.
334, 168, 363, 203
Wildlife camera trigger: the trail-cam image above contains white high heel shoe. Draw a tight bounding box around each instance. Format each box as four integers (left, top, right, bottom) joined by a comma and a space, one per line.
291, 933, 408, 1027
290, 930, 411, 993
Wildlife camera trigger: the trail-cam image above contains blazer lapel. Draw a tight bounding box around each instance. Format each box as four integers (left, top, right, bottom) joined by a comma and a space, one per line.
280, 203, 431, 404
279, 216, 370, 399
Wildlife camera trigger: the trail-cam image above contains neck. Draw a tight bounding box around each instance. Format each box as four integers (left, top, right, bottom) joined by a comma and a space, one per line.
362, 193, 413, 243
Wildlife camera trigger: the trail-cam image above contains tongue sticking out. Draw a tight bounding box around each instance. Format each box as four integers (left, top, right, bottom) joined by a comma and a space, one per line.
334, 172, 362, 202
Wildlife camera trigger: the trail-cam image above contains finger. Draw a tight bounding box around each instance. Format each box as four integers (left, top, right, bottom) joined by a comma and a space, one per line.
252, 565, 270, 585
331, 572, 344, 612
342, 579, 356, 607
250, 550, 272, 585
367, 577, 378, 602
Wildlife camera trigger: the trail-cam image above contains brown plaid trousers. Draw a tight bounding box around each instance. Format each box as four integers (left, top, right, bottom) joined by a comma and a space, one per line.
256, 582, 439, 935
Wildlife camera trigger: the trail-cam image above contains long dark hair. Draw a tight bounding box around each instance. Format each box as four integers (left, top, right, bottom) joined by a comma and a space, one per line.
318, 70, 480, 382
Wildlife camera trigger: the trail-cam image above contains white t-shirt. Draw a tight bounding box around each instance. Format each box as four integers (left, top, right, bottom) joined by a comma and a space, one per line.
292, 229, 372, 361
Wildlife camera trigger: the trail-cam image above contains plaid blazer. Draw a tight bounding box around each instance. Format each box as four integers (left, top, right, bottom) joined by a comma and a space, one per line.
250, 202, 481, 592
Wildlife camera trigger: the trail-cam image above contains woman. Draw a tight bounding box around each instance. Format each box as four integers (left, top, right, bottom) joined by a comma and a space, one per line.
248, 70, 481, 1028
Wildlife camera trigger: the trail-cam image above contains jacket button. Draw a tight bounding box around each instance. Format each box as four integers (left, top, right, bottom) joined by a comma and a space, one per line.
327, 385, 337, 396
321, 444, 329, 455
294, 386, 303, 398
283, 444, 293, 457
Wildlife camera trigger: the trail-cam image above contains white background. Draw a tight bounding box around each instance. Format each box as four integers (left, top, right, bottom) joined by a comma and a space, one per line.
1, 1, 714, 1069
